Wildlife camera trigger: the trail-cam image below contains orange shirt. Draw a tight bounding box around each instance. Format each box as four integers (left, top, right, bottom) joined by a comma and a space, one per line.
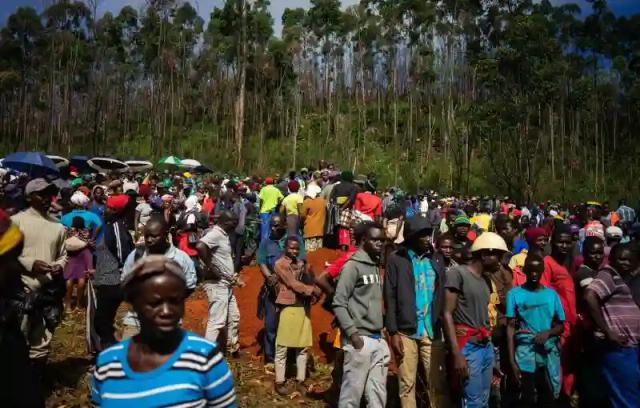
301, 197, 327, 238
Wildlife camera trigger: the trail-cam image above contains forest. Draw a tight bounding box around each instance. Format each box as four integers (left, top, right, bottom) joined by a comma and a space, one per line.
0, 0, 639, 202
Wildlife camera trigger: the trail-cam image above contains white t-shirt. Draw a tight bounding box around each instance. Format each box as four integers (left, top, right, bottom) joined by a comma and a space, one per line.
136, 202, 153, 227
199, 225, 235, 284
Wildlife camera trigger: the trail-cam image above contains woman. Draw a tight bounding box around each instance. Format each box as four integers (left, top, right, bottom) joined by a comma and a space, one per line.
330, 171, 357, 250
273, 238, 321, 396
280, 180, 304, 237
91, 256, 236, 407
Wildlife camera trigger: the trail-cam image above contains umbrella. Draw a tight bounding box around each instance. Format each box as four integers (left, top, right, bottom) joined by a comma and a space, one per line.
47, 155, 70, 168
158, 156, 182, 166
125, 160, 153, 173
70, 155, 91, 173
194, 164, 213, 174
3, 152, 59, 177
180, 159, 201, 169
88, 157, 129, 173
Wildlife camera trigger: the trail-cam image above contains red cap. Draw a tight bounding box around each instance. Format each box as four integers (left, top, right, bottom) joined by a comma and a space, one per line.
106, 195, 130, 212
265, 177, 274, 185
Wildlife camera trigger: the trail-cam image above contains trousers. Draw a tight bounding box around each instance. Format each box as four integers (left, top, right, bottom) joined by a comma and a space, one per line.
260, 212, 273, 242
461, 342, 494, 408
520, 368, 555, 408
94, 284, 122, 350
275, 345, 308, 383
262, 289, 278, 363
339, 336, 390, 408
600, 343, 640, 408
204, 282, 240, 352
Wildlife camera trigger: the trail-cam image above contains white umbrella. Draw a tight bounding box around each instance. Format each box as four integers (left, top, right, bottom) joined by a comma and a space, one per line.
180, 159, 202, 169
125, 160, 153, 173
47, 155, 70, 168
88, 157, 129, 173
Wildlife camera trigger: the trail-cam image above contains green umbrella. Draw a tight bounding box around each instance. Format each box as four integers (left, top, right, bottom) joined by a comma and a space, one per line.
158, 156, 182, 167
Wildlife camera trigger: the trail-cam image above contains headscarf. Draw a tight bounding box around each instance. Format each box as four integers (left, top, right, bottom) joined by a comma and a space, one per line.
0, 209, 23, 257
77, 186, 91, 197
106, 195, 129, 213
525, 227, 547, 245
340, 170, 354, 183
184, 195, 200, 212
288, 180, 300, 193
121, 255, 186, 291
70, 191, 91, 208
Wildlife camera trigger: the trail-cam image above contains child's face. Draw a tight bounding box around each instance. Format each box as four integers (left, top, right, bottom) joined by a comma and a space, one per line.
285, 240, 300, 259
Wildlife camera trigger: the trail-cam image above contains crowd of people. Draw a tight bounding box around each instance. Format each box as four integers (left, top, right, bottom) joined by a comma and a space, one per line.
1, 158, 640, 408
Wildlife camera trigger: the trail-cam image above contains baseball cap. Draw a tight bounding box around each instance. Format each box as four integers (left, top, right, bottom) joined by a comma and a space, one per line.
25, 178, 57, 196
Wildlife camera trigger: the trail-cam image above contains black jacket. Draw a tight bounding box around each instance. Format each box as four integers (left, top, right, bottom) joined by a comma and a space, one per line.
384, 246, 447, 338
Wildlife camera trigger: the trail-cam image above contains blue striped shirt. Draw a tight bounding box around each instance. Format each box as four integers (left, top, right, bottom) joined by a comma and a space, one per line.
91, 331, 236, 408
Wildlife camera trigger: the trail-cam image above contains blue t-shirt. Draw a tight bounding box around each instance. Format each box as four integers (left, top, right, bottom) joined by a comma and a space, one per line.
61, 209, 103, 236
91, 330, 236, 407
506, 286, 565, 333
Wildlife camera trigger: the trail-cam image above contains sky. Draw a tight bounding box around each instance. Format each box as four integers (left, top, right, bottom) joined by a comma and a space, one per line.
1, 0, 639, 34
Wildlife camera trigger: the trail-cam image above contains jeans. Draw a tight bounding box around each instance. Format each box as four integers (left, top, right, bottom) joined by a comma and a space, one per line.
262, 289, 278, 363
340, 336, 391, 408
599, 343, 640, 408
230, 231, 244, 273
461, 342, 494, 408
275, 345, 307, 383
260, 212, 273, 242
94, 284, 123, 350
204, 282, 240, 353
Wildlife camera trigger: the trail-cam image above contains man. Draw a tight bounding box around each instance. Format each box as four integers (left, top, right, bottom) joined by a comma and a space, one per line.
604, 226, 623, 260
617, 199, 636, 225
256, 214, 305, 371
507, 254, 565, 408
196, 211, 241, 354
585, 243, 640, 408
384, 216, 450, 408
443, 232, 508, 408
453, 216, 473, 247
258, 177, 283, 242
0, 209, 44, 407
11, 178, 67, 390
230, 187, 247, 272
120, 218, 197, 338
333, 222, 389, 407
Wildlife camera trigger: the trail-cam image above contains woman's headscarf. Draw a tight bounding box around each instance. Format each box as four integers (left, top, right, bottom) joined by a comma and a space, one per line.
70, 191, 91, 208
184, 195, 200, 212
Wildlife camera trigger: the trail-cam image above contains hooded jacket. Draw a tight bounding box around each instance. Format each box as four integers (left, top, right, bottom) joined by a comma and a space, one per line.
384, 215, 447, 338
332, 248, 383, 337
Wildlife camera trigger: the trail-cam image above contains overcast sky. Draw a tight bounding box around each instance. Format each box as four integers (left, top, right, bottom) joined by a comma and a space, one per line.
2, 0, 639, 35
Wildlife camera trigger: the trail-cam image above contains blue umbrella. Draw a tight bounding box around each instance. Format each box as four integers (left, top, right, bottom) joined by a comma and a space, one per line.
3, 152, 59, 177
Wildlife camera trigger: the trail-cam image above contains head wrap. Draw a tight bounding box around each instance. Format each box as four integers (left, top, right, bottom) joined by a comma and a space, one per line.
77, 186, 91, 197
184, 195, 200, 212
121, 255, 186, 294
106, 195, 129, 213
288, 180, 300, 193
0, 209, 23, 257
525, 227, 547, 245
70, 191, 91, 208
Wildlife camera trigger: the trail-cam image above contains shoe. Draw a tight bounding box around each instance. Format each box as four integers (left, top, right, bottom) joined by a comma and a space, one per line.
275, 382, 290, 396
295, 380, 308, 396
264, 363, 275, 374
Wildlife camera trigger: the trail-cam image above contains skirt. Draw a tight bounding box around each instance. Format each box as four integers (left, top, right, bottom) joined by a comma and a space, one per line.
276, 306, 312, 348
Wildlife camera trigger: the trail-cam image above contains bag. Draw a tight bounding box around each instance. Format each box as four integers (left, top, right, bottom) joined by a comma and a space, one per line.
65, 236, 88, 252
325, 201, 339, 235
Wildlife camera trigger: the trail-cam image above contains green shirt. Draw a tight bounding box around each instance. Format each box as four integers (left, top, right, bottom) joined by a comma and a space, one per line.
259, 185, 284, 214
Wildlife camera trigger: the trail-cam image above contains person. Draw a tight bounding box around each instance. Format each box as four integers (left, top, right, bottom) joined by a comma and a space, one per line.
443, 232, 508, 408
134, 191, 153, 240
616, 199, 636, 225
230, 187, 247, 272
11, 178, 67, 390
542, 225, 577, 398
93, 194, 135, 350
331, 171, 358, 250
452, 216, 473, 247
436, 232, 456, 268
90, 186, 107, 219
272, 237, 322, 395
506, 254, 565, 408
306, 171, 323, 199
384, 216, 450, 408
604, 226, 623, 260
280, 180, 304, 236
63, 216, 94, 311
300, 188, 326, 252
471, 206, 492, 232
333, 222, 389, 407
353, 178, 383, 223
120, 218, 197, 339
258, 177, 284, 242
0, 209, 44, 407
255, 214, 306, 371
91, 256, 237, 407
585, 243, 640, 408
196, 211, 241, 354
61, 190, 103, 238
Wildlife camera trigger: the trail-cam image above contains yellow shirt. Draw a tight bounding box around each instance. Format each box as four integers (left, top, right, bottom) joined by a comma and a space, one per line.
258, 185, 284, 213
471, 213, 492, 231
282, 193, 303, 216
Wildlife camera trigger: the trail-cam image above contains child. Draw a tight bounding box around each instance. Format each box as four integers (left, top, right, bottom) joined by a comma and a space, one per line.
506, 254, 565, 408
64, 216, 94, 311
273, 237, 321, 396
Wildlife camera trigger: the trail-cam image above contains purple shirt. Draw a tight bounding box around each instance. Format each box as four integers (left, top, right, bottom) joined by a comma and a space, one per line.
588, 266, 640, 346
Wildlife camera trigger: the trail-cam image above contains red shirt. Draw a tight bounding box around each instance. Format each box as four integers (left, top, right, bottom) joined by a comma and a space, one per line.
354, 192, 382, 219
542, 256, 577, 327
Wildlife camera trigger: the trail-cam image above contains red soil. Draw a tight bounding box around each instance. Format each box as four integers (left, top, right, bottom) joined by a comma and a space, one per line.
182, 248, 342, 362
